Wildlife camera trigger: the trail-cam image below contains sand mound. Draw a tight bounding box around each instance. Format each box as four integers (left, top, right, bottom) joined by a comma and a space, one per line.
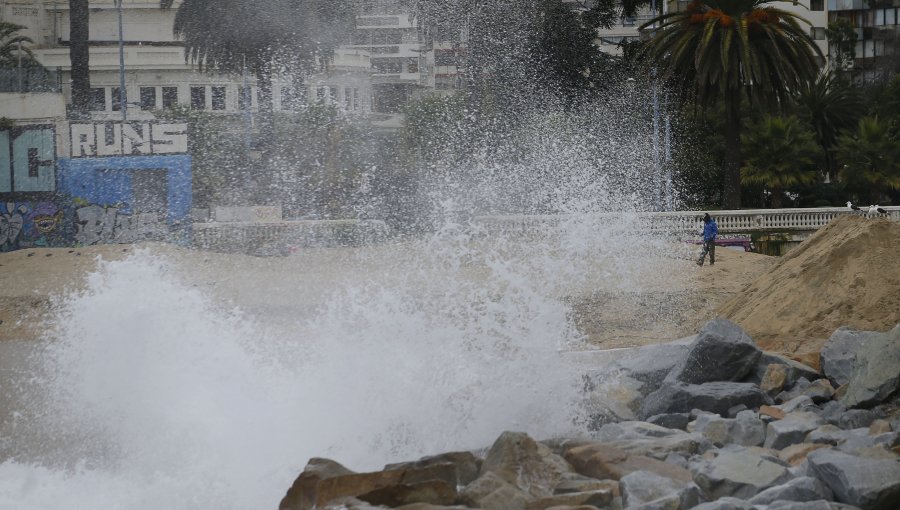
718, 215, 900, 365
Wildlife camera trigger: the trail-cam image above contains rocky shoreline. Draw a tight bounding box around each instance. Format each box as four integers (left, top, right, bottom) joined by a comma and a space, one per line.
278, 319, 900, 510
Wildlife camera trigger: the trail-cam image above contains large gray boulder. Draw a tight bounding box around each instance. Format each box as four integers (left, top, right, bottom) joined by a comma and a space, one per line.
767, 502, 862, 510
665, 318, 762, 385
457, 472, 529, 510
611, 342, 691, 393
777, 379, 836, 404
764, 412, 826, 450
591, 421, 709, 459
640, 382, 772, 419
582, 372, 645, 426
820, 328, 881, 388
688, 411, 766, 447
748, 476, 834, 505
746, 352, 821, 387
480, 431, 571, 500
689, 448, 793, 500
620, 470, 705, 509
647, 413, 691, 431
806, 448, 900, 510
839, 326, 900, 408
691, 497, 756, 510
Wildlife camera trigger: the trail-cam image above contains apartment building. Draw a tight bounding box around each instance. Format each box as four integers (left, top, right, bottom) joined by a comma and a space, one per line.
591, 0, 830, 59
828, 0, 900, 81
0, 0, 376, 119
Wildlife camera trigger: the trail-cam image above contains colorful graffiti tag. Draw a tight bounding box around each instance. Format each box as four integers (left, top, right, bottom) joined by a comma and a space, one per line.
0, 122, 192, 251
1, 200, 71, 251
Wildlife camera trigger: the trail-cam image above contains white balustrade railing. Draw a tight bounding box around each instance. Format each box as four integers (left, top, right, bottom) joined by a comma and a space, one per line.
473, 207, 900, 236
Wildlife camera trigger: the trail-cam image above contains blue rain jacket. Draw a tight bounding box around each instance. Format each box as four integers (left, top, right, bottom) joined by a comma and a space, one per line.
703, 220, 718, 241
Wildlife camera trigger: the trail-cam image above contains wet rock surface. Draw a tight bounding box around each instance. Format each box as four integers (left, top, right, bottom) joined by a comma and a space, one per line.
281, 321, 900, 510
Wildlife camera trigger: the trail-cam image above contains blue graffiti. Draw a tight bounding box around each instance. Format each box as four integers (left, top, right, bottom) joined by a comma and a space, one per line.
0, 126, 56, 193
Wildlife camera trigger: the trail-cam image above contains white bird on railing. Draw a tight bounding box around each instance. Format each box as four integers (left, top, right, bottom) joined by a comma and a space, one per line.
846, 201, 862, 212
867, 205, 888, 217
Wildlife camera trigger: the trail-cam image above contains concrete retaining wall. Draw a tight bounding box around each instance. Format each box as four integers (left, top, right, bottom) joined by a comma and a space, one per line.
192, 219, 390, 256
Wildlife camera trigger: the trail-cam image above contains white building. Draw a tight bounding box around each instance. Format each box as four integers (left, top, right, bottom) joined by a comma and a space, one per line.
586, 0, 829, 59
0, 0, 378, 120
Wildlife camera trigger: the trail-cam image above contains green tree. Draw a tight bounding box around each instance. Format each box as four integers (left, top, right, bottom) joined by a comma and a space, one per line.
834, 116, 900, 203
740, 115, 820, 207
401, 93, 469, 167
413, 0, 627, 96
825, 18, 857, 75
795, 73, 863, 178
640, 0, 821, 209
69, 0, 91, 116
161, 0, 354, 143
0, 22, 36, 68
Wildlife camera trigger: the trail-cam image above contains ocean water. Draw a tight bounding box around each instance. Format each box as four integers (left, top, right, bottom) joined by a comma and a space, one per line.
0, 93, 676, 509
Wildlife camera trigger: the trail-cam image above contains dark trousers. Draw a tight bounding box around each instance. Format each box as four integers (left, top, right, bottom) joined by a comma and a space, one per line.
697, 239, 716, 266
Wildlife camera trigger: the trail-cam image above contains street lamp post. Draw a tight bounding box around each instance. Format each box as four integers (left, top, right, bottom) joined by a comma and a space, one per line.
117, 0, 127, 120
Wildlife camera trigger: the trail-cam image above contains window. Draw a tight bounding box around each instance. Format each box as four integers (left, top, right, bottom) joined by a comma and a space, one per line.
329, 86, 338, 102
190, 86, 206, 109
811, 27, 827, 40
371, 32, 403, 45
89, 87, 105, 111
211, 86, 226, 110
435, 51, 456, 66
162, 86, 178, 108
811, 0, 824, 11
345, 88, 352, 106
372, 58, 403, 73
353, 88, 360, 110
280, 85, 306, 110
409, 61, 418, 73
238, 86, 254, 110
140, 86, 156, 110
357, 16, 400, 26
111, 87, 123, 111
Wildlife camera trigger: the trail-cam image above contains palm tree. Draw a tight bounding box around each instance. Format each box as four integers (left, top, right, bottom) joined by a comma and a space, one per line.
640, 0, 821, 209
740, 115, 820, 207
795, 73, 862, 180
161, 0, 354, 144
69, 0, 91, 116
834, 116, 900, 203
0, 22, 36, 68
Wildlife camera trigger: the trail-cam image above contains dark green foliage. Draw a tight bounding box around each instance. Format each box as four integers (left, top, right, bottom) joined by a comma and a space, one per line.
414, 0, 626, 98
825, 18, 856, 73
162, 0, 353, 77
0, 22, 37, 68
640, 0, 821, 208
834, 116, 900, 203
795, 73, 863, 176
161, 0, 356, 146
400, 93, 469, 167
740, 115, 820, 207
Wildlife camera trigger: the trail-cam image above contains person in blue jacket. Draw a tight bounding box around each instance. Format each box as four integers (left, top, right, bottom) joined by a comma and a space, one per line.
697, 213, 718, 266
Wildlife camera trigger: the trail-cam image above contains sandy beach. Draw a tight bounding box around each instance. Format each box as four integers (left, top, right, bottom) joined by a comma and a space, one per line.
0, 238, 775, 347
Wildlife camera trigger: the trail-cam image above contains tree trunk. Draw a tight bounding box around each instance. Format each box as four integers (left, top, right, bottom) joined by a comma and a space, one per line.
770, 187, 783, 208
254, 62, 276, 202
722, 99, 742, 209
256, 64, 275, 149
68, 0, 91, 117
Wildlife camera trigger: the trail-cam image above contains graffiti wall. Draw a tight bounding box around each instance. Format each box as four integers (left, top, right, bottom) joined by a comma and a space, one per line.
0, 121, 192, 251
0, 125, 56, 193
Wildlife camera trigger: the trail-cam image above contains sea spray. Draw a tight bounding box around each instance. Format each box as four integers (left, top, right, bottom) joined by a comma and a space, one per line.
0, 223, 596, 509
